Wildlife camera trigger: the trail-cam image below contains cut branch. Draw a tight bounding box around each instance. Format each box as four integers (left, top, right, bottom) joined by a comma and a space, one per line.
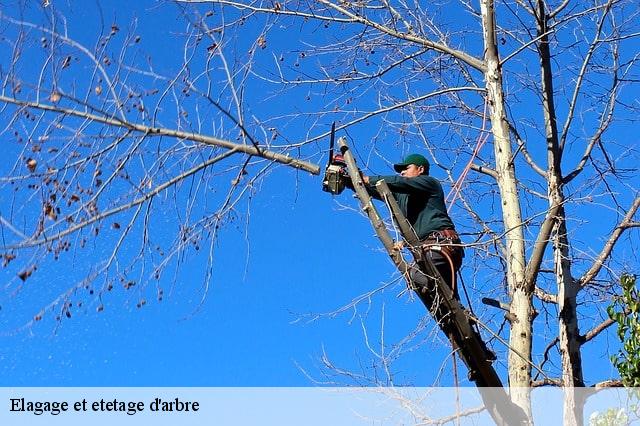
470, 163, 498, 179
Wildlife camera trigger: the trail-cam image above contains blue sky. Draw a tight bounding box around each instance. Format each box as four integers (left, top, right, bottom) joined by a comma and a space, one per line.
1, 165, 436, 386
0, 0, 637, 389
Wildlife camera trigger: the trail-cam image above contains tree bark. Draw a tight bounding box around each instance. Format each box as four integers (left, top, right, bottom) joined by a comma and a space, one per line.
480, 0, 532, 417
535, 2, 585, 423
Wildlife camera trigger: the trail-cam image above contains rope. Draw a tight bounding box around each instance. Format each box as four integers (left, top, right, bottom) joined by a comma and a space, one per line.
446, 98, 490, 212
424, 245, 457, 293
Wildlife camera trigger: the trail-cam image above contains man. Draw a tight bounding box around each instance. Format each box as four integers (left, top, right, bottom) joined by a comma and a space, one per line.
353, 153, 498, 363
361, 153, 464, 294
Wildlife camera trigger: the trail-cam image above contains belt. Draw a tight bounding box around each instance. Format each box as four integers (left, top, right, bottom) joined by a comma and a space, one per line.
420, 229, 465, 263
424, 228, 459, 241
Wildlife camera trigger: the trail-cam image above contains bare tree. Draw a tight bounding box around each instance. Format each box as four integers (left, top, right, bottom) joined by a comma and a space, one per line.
0, 1, 320, 327
1, 0, 639, 424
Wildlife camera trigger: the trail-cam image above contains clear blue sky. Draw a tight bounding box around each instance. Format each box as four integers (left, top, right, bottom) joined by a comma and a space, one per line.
0, 0, 636, 389
0, 0, 437, 378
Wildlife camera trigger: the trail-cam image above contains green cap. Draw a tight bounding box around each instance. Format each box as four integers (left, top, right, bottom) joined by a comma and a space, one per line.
393, 153, 430, 174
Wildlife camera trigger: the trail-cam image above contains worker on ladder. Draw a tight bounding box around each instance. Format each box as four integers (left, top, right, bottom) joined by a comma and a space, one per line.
357, 153, 464, 296
331, 145, 497, 366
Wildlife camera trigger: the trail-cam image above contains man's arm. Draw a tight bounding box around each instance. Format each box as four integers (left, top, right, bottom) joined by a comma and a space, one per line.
368, 175, 437, 195
344, 174, 382, 200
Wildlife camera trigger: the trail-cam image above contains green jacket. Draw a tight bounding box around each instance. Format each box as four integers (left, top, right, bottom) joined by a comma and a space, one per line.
367, 174, 454, 240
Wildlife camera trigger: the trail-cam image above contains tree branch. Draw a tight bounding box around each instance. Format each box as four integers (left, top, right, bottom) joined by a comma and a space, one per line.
523, 201, 563, 292
3, 149, 238, 249
581, 318, 615, 344
558, 0, 614, 152
315, 0, 487, 72
532, 378, 563, 387
0, 95, 320, 174
593, 380, 624, 388
175, 0, 355, 22
549, 0, 572, 19
508, 123, 546, 177
469, 163, 498, 179
578, 196, 640, 288
186, 0, 487, 72
534, 287, 557, 304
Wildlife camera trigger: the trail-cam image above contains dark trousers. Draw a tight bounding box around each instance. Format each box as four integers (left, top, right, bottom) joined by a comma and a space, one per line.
408, 249, 459, 299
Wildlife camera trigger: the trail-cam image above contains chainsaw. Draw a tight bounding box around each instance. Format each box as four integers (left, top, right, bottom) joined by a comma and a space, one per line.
321, 122, 349, 194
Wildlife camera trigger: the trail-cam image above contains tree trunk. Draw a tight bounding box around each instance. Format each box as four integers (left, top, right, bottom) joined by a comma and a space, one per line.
535, 2, 585, 423
480, 0, 532, 417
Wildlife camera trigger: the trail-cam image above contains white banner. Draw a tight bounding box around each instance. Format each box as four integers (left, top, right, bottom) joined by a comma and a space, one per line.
2, 387, 638, 425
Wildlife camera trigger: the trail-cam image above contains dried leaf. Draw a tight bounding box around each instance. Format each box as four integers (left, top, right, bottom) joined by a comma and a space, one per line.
26, 158, 37, 172
49, 91, 61, 103
2, 253, 16, 267
18, 266, 35, 281
44, 203, 57, 220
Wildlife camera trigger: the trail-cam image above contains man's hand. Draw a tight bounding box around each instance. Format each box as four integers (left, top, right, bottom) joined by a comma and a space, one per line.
393, 240, 405, 251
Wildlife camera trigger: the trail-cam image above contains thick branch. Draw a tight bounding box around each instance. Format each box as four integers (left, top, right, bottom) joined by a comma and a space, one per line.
531, 378, 563, 387
188, 0, 487, 72
523, 201, 562, 289
0, 95, 320, 174
315, 0, 486, 72
593, 380, 624, 388
534, 287, 557, 304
